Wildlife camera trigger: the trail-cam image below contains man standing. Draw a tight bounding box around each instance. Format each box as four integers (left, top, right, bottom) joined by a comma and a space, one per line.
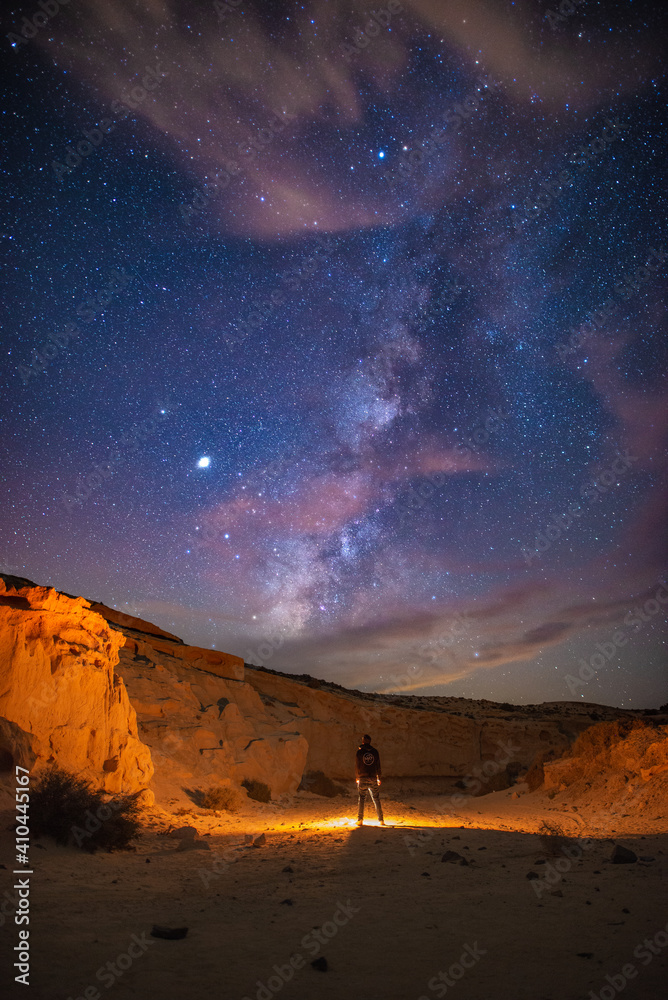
355, 734, 385, 826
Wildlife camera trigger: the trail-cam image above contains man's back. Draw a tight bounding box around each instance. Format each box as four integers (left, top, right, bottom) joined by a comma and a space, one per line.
355, 742, 381, 780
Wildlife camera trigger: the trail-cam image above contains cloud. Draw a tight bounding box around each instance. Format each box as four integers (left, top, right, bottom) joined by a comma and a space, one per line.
37, 0, 663, 238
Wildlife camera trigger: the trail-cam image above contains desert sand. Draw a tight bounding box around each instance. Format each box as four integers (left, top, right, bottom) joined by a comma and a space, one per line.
2, 784, 666, 1000
1, 575, 666, 999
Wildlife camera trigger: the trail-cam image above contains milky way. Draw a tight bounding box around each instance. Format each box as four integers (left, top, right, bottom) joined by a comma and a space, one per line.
2, 0, 667, 706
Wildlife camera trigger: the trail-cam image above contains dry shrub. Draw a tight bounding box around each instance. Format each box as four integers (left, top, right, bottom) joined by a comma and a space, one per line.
201, 785, 243, 812
31, 765, 140, 852
241, 778, 271, 803
537, 820, 573, 856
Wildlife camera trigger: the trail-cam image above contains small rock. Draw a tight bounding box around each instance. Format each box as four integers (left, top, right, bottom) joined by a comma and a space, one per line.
526, 872, 539, 880
311, 957, 328, 971
577, 953, 593, 959
169, 826, 197, 840
280, 899, 293, 905
478, 846, 487, 851
282, 866, 294, 873
535, 860, 546, 865
611, 845, 637, 865
638, 856, 655, 863
441, 851, 467, 864
420, 872, 431, 877
151, 925, 188, 940
253, 834, 266, 847
550, 890, 563, 897
593, 870, 601, 874
145, 858, 151, 863
176, 839, 211, 852
244, 834, 254, 844
452, 836, 460, 840
622, 908, 630, 914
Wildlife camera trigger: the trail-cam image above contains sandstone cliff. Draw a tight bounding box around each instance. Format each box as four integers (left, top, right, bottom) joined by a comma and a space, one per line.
0, 575, 152, 794
2, 573, 661, 812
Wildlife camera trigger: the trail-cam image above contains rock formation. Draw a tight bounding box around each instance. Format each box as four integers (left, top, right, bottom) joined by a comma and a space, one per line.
2, 573, 663, 812
0, 575, 152, 794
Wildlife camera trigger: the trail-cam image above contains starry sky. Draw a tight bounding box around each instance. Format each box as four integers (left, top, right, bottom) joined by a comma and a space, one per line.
2, 0, 667, 708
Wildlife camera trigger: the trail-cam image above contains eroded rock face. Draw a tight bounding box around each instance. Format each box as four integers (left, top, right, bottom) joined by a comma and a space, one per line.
0, 577, 153, 793
113, 640, 308, 804
240, 667, 610, 781
5, 573, 658, 811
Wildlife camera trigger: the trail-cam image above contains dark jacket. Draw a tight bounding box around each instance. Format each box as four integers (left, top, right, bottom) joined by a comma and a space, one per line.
355, 743, 381, 780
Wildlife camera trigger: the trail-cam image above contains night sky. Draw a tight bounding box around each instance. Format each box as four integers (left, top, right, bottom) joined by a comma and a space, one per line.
2, 0, 667, 708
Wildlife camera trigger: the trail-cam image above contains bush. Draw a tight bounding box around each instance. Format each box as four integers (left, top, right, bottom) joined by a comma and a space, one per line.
537, 820, 573, 856
31, 766, 141, 852
201, 785, 243, 812
241, 778, 271, 803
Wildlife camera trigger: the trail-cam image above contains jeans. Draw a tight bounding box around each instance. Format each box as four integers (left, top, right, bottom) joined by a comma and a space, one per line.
357, 777, 383, 822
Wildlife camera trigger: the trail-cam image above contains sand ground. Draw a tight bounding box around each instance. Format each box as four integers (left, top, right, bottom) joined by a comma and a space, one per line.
1, 786, 666, 1000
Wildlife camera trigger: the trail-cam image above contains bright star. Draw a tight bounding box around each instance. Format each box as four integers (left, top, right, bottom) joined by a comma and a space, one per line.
197, 456, 211, 468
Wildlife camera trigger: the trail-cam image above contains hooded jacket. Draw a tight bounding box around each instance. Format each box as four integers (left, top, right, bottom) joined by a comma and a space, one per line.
355, 743, 381, 780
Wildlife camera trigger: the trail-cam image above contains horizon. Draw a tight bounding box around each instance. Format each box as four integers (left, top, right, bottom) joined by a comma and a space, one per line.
2, 569, 665, 712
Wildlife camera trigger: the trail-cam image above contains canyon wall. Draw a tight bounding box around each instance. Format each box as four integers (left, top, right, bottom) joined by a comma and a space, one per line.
1, 574, 648, 809
0, 576, 152, 794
